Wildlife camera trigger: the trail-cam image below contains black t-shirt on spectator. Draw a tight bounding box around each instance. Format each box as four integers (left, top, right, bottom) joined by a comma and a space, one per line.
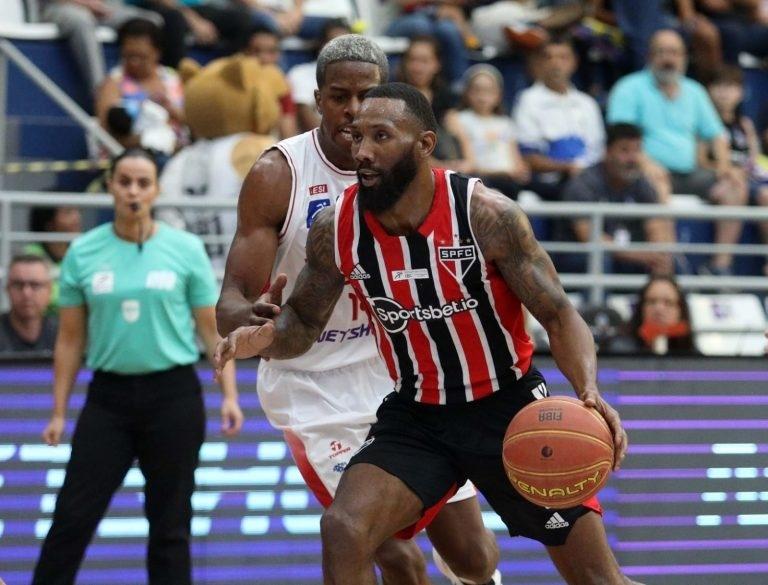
0, 313, 58, 354
557, 162, 658, 243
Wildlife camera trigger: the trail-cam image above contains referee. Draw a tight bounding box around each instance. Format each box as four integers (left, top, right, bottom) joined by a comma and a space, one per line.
33, 148, 243, 585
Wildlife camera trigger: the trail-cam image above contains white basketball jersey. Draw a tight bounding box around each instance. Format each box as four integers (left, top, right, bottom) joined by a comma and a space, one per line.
262, 129, 378, 371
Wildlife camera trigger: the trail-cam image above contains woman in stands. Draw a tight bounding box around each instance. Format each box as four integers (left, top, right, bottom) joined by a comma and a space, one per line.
32, 148, 243, 585
397, 34, 473, 172
627, 274, 695, 355
96, 18, 187, 156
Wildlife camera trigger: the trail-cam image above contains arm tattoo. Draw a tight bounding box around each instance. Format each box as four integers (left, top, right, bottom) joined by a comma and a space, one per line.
262, 206, 345, 359
471, 188, 570, 326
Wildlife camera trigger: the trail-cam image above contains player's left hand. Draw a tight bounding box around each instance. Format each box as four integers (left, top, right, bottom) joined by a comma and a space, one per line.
214, 322, 276, 378
580, 387, 628, 471
220, 397, 244, 436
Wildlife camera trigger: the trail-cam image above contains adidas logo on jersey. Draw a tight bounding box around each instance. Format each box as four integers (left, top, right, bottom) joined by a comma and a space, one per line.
545, 513, 570, 529
349, 264, 371, 280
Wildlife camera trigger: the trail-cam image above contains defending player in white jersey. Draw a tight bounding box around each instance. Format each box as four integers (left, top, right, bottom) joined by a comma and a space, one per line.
217, 35, 501, 585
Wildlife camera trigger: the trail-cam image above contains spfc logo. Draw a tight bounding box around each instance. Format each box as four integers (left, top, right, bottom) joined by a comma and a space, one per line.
438, 245, 477, 280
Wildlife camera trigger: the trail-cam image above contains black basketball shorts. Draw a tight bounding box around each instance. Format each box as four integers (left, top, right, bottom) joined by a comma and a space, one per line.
347, 365, 602, 546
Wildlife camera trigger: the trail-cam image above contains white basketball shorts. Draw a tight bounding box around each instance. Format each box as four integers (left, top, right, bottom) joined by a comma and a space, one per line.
258, 356, 476, 506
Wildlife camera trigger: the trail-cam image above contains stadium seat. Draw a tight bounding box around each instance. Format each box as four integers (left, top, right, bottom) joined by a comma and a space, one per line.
605, 293, 637, 323
688, 293, 767, 356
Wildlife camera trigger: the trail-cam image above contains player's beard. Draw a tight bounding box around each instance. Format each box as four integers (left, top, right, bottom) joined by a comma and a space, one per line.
357, 151, 419, 214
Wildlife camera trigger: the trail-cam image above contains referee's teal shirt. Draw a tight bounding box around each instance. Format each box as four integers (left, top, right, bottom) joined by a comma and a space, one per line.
59, 223, 218, 374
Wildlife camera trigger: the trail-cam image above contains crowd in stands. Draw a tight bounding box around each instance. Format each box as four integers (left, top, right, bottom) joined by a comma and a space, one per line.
5, 0, 768, 357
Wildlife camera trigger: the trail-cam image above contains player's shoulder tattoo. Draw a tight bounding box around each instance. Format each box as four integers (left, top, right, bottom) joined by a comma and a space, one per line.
470, 184, 534, 262
471, 183, 569, 317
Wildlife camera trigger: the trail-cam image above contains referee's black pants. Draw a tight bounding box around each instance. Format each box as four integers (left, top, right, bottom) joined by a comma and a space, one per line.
32, 365, 206, 585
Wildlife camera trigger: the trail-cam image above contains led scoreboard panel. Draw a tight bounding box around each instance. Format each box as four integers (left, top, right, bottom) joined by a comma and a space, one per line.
1, 357, 767, 584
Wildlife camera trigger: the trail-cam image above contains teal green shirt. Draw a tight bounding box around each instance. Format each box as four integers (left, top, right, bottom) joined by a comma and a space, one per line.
607, 69, 725, 173
59, 223, 218, 374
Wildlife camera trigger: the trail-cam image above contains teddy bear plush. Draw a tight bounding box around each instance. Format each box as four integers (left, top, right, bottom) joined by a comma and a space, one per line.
158, 54, 288, 270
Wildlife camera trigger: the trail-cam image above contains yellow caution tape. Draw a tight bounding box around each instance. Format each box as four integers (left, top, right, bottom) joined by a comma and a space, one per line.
2, 159, 110, 174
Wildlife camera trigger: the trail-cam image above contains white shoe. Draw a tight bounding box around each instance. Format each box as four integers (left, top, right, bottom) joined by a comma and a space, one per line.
432, 547, 502, 585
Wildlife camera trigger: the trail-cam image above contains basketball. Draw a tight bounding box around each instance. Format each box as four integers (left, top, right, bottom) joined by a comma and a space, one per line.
502, 396, 614, 509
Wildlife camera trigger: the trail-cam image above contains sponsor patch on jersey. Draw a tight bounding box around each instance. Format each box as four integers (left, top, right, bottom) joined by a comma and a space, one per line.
91, 271, 114, 295
121, 299, 140, 323
145, 270, 177, 290
370, 296, 479, 334
391, 268, 429, 282
308, 184, 328, 196
307, 198, 331, 228
438, 245, 477, 280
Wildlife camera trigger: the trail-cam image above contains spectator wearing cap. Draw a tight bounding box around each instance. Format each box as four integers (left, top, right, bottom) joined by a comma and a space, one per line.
607, 29, 748, 276
0, 256, 58, 355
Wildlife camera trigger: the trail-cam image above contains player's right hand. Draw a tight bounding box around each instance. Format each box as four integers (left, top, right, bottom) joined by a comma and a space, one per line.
250, 273, 288, 325
42, 415, 65, 446
214, 323, 276, 377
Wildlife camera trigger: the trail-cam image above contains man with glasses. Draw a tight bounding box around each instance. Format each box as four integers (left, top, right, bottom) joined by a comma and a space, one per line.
0, 255, 57, 354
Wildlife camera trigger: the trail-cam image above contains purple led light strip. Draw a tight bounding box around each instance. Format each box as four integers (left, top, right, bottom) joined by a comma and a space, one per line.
624, 419, 768, 429
629, 443, 768, 454
618, 370, 768, 382
626, 563, 768, 576
617, 538, 768, 551
617, 395, 768, 405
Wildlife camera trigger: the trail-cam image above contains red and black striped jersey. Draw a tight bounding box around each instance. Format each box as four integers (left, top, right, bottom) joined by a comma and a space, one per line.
334, 168, 534, 404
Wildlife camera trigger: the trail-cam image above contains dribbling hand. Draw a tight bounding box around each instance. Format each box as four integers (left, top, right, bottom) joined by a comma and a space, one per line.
580, 388, 628, 471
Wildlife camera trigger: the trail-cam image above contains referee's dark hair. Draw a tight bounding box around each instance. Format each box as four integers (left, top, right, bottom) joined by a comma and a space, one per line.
363, 82, 439, 134
109, 147, 159, 177
606, 123, 643, 147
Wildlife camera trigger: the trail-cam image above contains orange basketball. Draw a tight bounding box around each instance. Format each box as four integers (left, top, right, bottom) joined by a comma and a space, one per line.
502, 396, 614, 509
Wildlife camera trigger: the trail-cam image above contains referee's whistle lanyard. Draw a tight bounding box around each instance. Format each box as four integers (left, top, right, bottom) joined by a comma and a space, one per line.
129, 202, 144, 252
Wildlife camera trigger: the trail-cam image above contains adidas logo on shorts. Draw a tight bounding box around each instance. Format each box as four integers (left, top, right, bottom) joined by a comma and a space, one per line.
545, 513, 570, 529
349, 263, 371, 280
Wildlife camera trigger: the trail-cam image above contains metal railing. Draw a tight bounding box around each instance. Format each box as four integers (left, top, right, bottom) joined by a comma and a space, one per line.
1, 192, 768, 306
0, 38, 123, 190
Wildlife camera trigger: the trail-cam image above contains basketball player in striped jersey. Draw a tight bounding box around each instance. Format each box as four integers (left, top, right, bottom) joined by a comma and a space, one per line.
216, 82, 644, 585
216, 36, 501, 585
